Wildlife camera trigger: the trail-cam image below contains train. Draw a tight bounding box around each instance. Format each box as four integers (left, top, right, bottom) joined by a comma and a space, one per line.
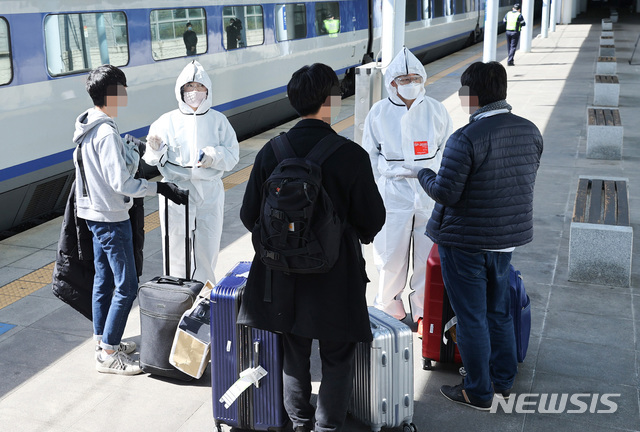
0, 0, 517, 235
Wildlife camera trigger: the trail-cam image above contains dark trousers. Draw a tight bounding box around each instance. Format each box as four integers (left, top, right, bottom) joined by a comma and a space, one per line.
438, 245, 518, 402
282, 333, 356, 432
506, 30, 520, 63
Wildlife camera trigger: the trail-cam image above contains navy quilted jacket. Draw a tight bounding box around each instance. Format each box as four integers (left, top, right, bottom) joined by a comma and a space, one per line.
418, 112, 543, 249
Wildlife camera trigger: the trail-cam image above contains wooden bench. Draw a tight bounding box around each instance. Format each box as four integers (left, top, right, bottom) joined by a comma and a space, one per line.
586, 108, 623, 159
569, 177, 632, 287
594, 74, 619, 106
596, 56, 616, 74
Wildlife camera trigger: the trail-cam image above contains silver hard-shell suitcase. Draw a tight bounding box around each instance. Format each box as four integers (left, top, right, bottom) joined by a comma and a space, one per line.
350, 307, 417, 432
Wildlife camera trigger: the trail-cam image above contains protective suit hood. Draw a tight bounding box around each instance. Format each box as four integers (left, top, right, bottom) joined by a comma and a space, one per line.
384, 48, 427, 106
175, 60, 213, 115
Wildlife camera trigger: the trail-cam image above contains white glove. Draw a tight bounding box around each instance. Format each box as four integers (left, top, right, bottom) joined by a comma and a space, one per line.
197, 147, 216, 168
147, 135, 164, 151
397, 164, 424, 178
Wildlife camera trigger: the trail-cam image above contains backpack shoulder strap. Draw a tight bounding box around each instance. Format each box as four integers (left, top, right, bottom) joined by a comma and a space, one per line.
306, 133, 347, 165
75, 143, 89, 198
271, 132, 296, 163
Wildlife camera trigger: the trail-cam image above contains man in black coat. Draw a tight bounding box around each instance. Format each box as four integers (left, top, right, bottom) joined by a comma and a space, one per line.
183, 22, 198, 56
412, 61, 543, 410
238, 63, 385, 432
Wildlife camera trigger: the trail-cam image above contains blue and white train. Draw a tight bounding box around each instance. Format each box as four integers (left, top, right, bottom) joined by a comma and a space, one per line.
0, 0, 514, 234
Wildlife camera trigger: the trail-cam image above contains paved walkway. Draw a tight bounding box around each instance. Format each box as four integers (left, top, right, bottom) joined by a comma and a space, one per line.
0, 9, 639, 432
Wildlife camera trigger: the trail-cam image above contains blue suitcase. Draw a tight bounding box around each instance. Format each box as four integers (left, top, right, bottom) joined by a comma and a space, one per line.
509, 265, 531, 363
210, 262, 287, 432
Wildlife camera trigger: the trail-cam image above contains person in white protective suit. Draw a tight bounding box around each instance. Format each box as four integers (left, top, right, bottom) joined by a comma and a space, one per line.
362, 48, 453, 335
144, 60, 239, 284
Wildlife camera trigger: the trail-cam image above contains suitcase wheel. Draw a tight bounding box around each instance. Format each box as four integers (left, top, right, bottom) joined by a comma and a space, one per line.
422, 358, 433, 370
403, 423, 417, 432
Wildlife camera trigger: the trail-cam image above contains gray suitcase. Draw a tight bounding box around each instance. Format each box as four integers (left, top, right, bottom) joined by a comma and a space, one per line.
350, 307, 416, 432
138, 193, 204, 380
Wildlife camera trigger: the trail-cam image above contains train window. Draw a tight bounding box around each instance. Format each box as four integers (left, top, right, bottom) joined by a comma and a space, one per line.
406, 0, 420, 22
150, 8, 207, 60
430, 0, 445, 18
454, 0, 465, 13
223, 6, 264, 50
275, 4, 307, 41
315, 2, 340, 37
0, 18, 11, 85
44, 12, 129, 76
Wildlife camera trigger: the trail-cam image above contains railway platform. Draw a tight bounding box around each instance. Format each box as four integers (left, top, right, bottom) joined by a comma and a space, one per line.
1, 10, 640, 432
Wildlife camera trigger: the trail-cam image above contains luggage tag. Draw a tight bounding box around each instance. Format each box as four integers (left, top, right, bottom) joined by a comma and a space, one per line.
219, 366, 268, 409
443, 316, 458, 345
219, 339, 268, 408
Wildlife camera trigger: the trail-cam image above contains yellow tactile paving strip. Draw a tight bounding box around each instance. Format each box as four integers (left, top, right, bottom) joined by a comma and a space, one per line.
0, 166, 255, 311
0, 262, 56, 309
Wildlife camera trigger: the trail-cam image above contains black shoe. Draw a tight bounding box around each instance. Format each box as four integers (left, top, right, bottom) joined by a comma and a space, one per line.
494, 388, 511, 400
507, 62, 515, 66
440, 382, 492, 410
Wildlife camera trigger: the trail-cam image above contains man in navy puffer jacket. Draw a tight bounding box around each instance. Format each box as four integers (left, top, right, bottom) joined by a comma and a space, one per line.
412, 61, 543, 410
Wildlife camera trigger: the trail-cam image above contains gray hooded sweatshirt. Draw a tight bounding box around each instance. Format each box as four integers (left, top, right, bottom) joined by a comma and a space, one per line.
73, 108, 157, 223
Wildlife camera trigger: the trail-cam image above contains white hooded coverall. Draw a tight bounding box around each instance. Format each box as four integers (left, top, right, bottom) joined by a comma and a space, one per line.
362, 48, 453, 322
143, 60, 239, 284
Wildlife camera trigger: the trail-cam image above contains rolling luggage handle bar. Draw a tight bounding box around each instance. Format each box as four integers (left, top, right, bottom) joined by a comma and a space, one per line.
253, 341, 261, 388
164, 190, 192, 280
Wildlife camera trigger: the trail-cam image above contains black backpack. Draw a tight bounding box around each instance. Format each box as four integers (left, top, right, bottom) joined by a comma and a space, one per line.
258, 132, 346, 274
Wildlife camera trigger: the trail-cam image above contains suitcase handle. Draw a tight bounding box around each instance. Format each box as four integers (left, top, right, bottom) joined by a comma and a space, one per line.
155, 276, 187, 286
164, 191, 192, 280
253, 341, 261, 389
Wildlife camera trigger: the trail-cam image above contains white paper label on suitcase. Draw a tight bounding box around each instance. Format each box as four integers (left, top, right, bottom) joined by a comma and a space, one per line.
219, 366, 268, 409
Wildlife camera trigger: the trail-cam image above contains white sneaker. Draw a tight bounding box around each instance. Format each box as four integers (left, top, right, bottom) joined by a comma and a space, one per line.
95, 341, 137, 360
96, 350, 142, 376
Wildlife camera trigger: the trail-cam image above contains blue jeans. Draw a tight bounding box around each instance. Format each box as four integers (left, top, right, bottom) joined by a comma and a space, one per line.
438, 245, 517, 402
86, 220, 139, 350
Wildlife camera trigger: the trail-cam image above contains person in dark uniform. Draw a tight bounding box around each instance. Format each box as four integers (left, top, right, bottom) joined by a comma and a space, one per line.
503, 4, 525, 66
237, 63, 386, 432
225, 18, 241, 49
183, 22, 198, 56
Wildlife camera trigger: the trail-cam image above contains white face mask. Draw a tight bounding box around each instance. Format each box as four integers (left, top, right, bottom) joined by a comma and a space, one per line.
184, 90, 207, 108
397, 82, 423, 101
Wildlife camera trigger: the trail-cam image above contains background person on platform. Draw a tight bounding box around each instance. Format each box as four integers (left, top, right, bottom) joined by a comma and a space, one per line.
503, 4, 525, 66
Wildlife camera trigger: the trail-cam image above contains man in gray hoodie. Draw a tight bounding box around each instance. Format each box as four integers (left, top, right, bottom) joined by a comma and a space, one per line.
73, 65, 187, 375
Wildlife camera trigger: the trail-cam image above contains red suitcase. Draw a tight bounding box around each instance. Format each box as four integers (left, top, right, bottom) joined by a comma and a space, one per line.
422, 244, 462, 370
